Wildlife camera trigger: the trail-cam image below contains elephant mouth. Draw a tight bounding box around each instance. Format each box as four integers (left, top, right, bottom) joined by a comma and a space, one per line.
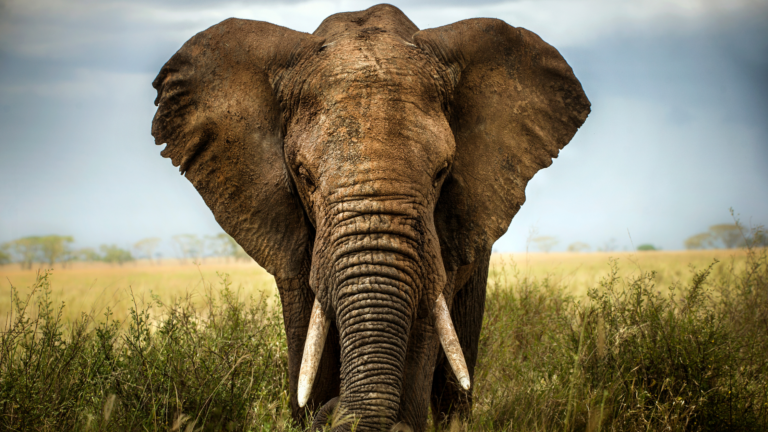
296, 295, 470, 409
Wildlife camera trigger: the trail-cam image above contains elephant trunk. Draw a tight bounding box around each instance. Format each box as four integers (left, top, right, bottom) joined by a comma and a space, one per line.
321, 198, 424, 429
305, 193, 444, 430
334, 250, 414, 430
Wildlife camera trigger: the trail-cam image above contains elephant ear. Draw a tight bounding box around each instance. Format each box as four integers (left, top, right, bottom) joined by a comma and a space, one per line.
414, 19, 590, 269
152, 19, 323, 280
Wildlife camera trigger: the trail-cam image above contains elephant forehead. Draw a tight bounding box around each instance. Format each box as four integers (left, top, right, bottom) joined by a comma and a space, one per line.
298, 40, 448, 131
298, 31, 443, 103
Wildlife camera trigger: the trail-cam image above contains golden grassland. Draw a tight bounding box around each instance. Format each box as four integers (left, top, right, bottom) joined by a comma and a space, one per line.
0, 249, 749, 322
1, 247, 765, 430
489, 248, 750, 296
0, 258, 276, 323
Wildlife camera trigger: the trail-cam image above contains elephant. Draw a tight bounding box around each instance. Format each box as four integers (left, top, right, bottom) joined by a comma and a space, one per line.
151, 4, 589, 431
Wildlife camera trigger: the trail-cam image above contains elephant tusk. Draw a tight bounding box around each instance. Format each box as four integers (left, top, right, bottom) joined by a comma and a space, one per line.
434, 293, 471, 391
298, 298, 331, 408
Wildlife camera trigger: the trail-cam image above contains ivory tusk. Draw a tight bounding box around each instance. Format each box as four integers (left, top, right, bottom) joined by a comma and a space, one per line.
434, 293, 471, 391
297, 298, 331, 408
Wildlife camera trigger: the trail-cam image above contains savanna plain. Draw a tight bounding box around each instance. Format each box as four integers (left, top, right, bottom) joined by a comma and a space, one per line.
1, 248, 766, 431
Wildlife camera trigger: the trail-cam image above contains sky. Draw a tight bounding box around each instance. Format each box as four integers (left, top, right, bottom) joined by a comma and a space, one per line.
0, 0, 767, 255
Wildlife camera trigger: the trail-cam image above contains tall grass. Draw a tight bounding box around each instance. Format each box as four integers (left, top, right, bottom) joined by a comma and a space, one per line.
1, 247, 766, 431
468, 245, 768, 431
1, 273, 297, 431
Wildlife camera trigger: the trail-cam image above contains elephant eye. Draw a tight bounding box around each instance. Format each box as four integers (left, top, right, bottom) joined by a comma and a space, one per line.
298, 166, 316, 192
433, 163, 450, 187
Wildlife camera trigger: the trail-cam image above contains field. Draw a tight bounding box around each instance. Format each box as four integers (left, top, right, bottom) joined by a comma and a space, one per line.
1, 248, 765, 431
490, 249, 750, 295
0, 250, 748, 322
0, 258, 277, 323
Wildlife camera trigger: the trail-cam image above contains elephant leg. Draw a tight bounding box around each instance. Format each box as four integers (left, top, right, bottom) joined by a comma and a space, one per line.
276, 277, 341, 426
430, 251, 490, 426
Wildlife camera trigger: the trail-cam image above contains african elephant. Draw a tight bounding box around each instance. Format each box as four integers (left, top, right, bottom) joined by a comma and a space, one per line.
151, 4, 589, 430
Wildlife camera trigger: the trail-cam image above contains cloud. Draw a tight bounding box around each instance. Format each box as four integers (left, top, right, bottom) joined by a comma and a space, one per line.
0, 67, 151, 99
2, 0, 767, 60
406, 0, 767, 46
1, 0, 764, 95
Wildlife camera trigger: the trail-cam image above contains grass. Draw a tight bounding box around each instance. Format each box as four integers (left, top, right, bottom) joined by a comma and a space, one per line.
0, 251, 747, 322
489, 249, 751, 297
0, 259, 276, 323
0, 248, 765, 431
1, 271, 295, 432
466, 248, 768, 431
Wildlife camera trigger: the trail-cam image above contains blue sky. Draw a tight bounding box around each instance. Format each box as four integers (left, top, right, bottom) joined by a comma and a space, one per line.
1, 0, 766, 254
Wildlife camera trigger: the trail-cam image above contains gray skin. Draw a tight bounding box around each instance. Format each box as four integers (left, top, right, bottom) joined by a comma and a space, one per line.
151, 4, 589, 431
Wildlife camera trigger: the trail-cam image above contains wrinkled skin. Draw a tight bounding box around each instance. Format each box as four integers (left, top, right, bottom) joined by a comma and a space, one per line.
151, 4, 589, 431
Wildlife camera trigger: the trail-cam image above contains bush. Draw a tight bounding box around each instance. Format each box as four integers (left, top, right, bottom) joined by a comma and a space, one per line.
467, 246, 768, 431
2, 247, 767, 431
0, 272, 297, 431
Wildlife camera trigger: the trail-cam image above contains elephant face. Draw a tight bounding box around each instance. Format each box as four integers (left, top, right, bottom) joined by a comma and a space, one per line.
152, 4, 589, 430
283, 30, 454, 313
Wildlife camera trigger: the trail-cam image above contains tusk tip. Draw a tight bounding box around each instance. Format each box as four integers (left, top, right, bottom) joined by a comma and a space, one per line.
459, 376, 471, 391
298, 386, 309, 408
297, 298, 330, 409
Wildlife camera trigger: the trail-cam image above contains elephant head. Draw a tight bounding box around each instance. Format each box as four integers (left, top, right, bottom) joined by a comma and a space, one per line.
152, 4, 589, 430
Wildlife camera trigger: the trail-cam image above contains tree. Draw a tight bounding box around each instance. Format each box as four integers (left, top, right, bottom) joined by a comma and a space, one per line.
637, 244, 657, 251
567, 242, 590, 253
206, 233, 234, 258
100, 245, 134, 265
531, 236, 558, 253
38, 235, 74, 266
709, 224, 745, 248
685, 223, 746, 250
133, 237, 161, 263
0, 243, 11, 265
8, 236, 43, 269
172, 234, 204, 263
76, 247, 102, 262
684, 232, 713, 250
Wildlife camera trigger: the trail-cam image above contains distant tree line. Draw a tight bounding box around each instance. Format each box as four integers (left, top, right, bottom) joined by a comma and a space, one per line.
169, 233, 250, 263
0, 233, 252, 269
685, 223, 768, 250
535, 238, 653, 253
3, 223, 764, 268
1, 235, 75, 269
531, 220, 767, 254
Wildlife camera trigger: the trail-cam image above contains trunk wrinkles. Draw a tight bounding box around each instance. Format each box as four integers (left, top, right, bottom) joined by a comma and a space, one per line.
322, 195, 428, 431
